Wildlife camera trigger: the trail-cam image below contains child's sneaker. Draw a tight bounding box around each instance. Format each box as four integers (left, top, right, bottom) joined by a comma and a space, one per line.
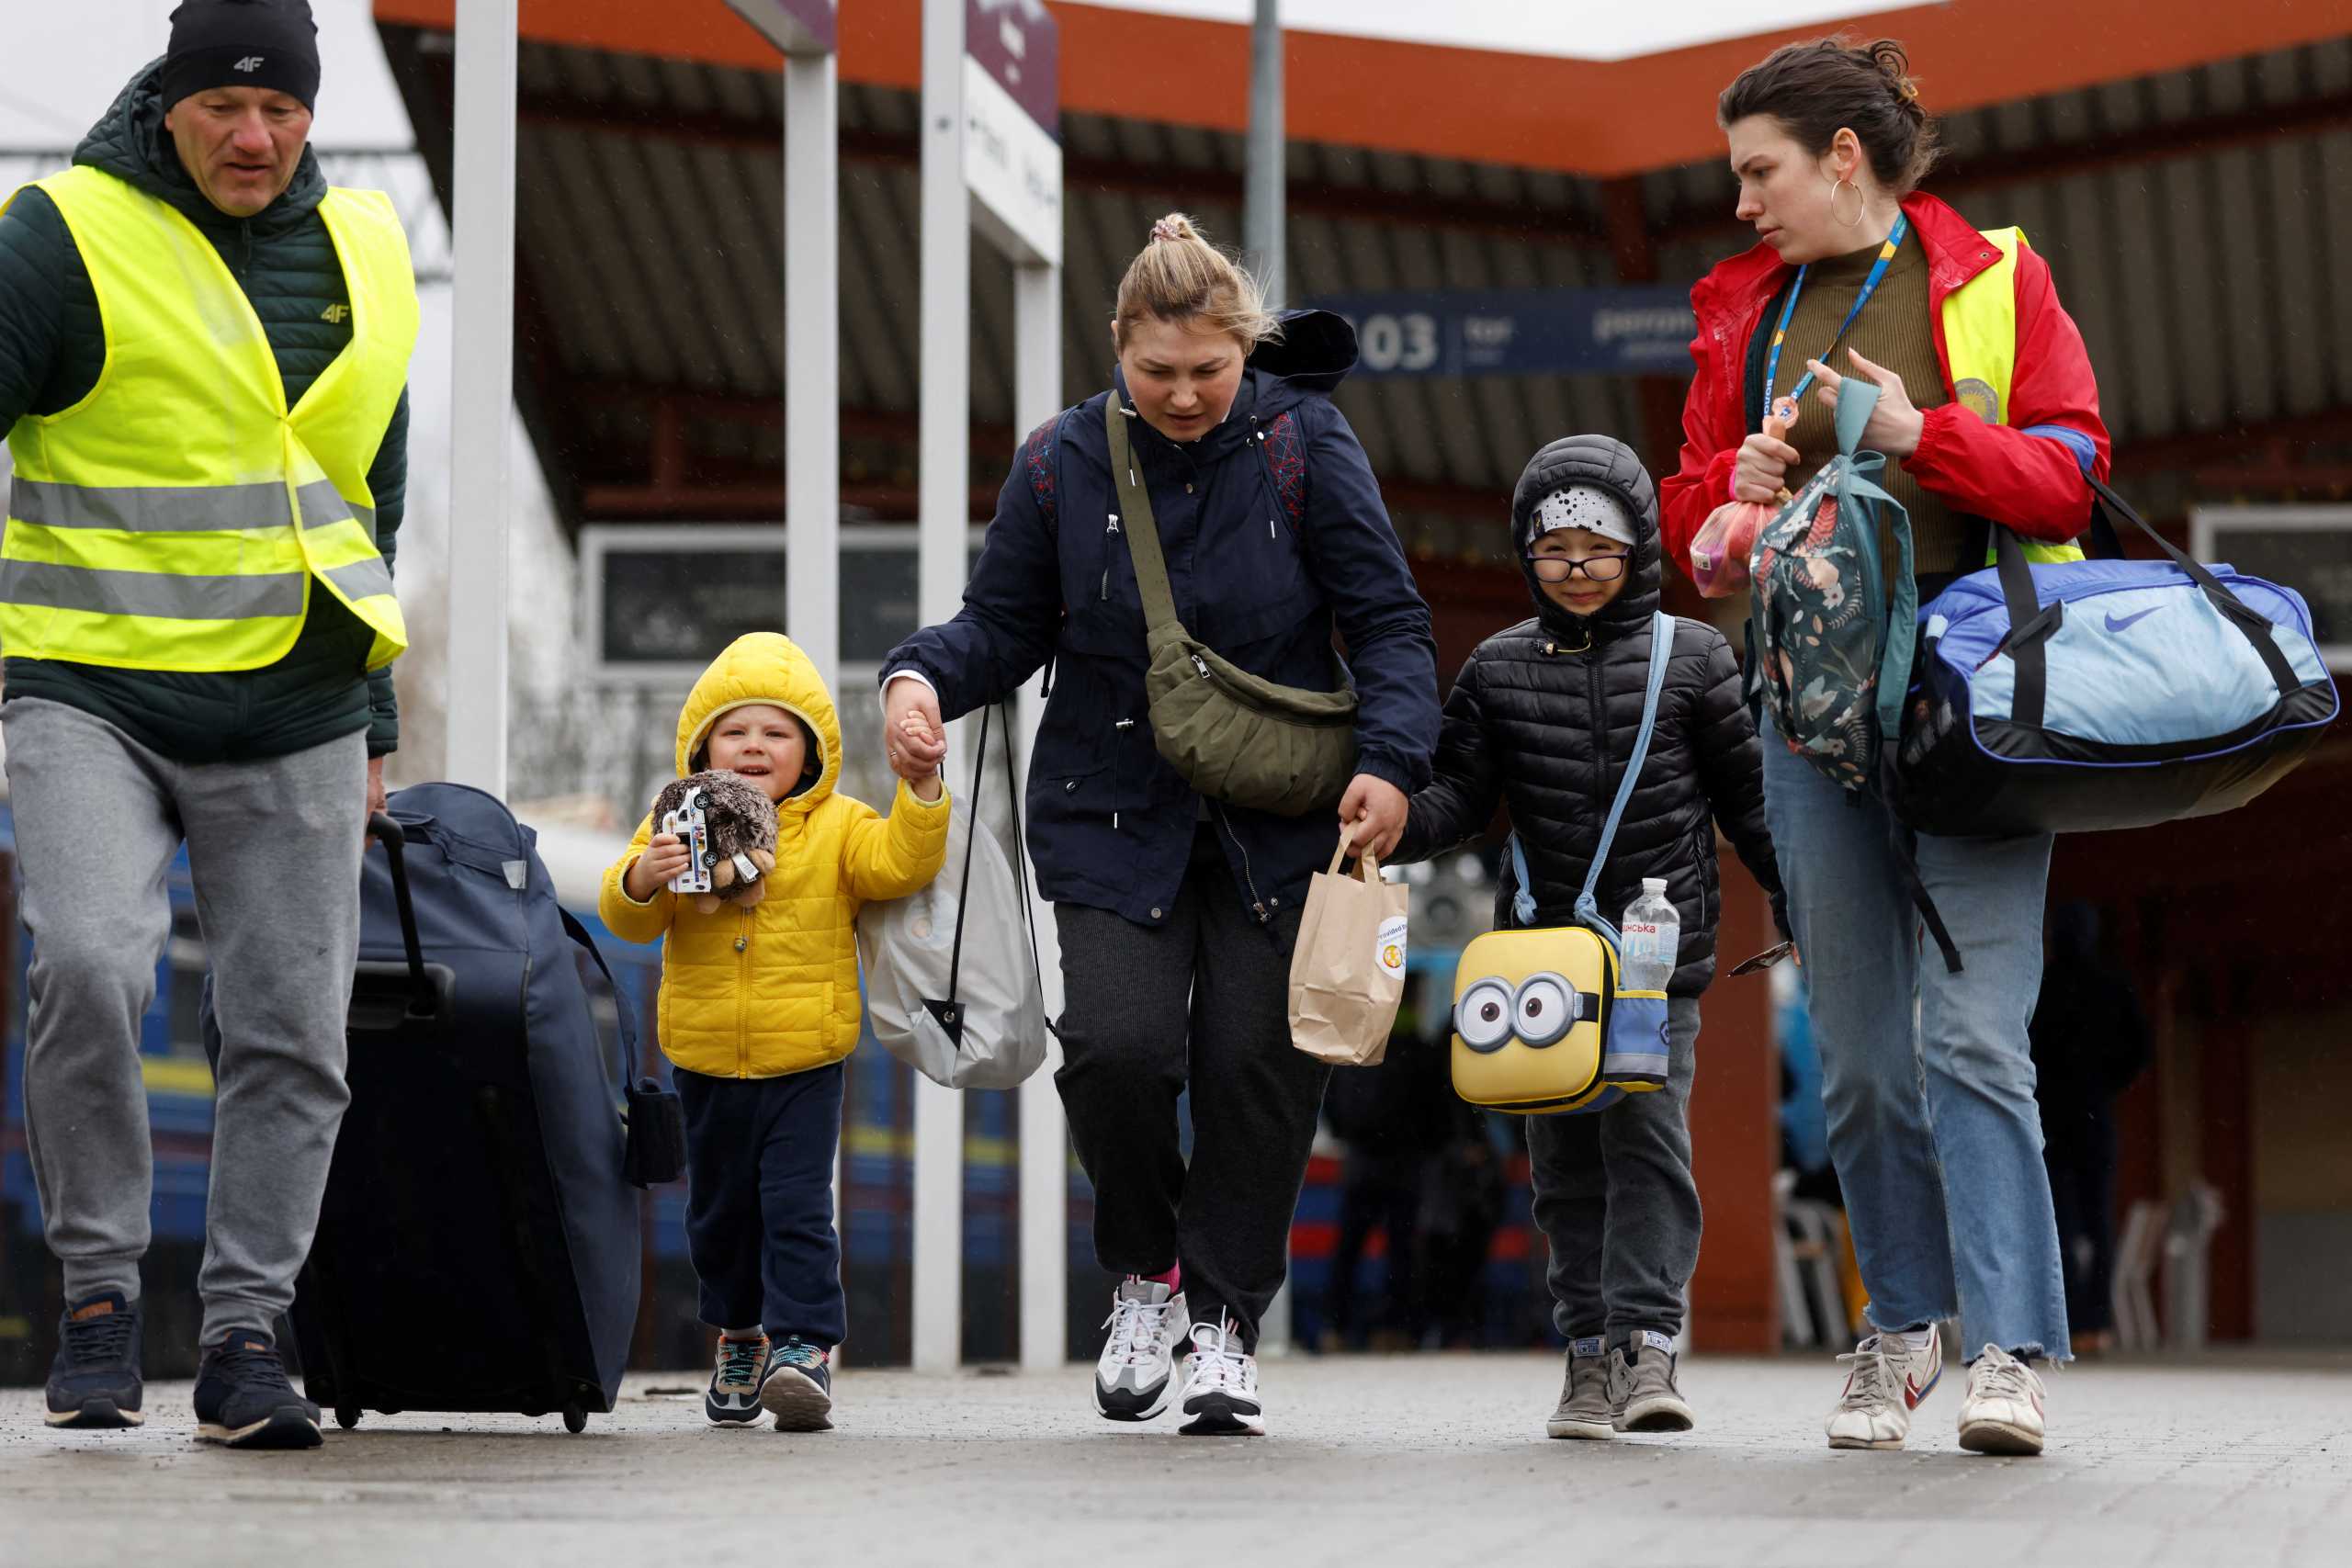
1176, 1319, 1262, 1437
44, 1291, 144, 1429
1093, 1277, 1188, 1421
705, 1333, 773, 1426
1826, 1328, 1943, 1450
192, 1329, 322, 1450
1611, 1332, 1695, 1433
759, 1337, 833, 1431
1957, 1345, 2047, 1457
1544, 1337, 1613, 1440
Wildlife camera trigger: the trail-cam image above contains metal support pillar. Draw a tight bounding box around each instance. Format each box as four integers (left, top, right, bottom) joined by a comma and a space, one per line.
1245, 0, 1284, 308
444, 0, 518, 795
784, 51, 841, 695
1012, 258, 1067, 1370
914, 0, 971, 1375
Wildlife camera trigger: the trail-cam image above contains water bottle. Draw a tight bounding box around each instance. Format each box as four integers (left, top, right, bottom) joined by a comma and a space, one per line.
1620, 878, 1680, 992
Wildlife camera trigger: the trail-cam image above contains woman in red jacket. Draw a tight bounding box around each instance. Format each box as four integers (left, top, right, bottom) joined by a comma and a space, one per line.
1666, 39, 2109, 1460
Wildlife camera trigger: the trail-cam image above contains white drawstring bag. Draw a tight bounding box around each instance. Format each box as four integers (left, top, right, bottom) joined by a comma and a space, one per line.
855, 705, 1049, 1089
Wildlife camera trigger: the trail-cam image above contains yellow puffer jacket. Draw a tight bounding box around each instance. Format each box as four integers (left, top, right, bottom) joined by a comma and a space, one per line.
598, 633, 950, 1078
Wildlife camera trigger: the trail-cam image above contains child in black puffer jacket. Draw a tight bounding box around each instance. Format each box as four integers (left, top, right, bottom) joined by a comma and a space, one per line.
1390, 433, 1788, 1441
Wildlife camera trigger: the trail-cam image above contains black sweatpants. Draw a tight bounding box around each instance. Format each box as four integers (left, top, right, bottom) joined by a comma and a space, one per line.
1053, 826, 1329, 1350
673, 1060, 845, 1346
1526, 996, 1702, 1348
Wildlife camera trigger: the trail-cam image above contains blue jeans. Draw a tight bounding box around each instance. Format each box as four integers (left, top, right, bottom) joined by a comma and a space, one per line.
1760, 719, 2069, 1362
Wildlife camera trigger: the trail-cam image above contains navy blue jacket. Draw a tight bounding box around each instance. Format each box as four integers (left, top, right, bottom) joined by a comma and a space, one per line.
883, 312, 1439, 929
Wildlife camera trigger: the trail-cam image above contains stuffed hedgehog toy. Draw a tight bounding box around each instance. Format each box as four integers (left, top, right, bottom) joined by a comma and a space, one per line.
651, 770, 779, 914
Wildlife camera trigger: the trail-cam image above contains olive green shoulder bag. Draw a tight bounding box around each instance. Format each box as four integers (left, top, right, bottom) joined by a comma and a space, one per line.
1104, 397, 1359, 817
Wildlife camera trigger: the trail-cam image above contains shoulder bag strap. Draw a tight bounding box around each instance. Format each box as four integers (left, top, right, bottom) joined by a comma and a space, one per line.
1571, 611, 1676, 946
557, 905, 641, 1094
937, 701, 1059, 1043
2082, 472, 2299, 697
1102, 395, 1186, 646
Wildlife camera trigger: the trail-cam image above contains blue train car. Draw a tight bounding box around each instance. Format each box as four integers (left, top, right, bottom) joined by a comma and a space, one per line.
0, 805, 1546, 1380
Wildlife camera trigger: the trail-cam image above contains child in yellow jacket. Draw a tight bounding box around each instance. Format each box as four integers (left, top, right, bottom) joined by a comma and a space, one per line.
600, 633, 949, 1431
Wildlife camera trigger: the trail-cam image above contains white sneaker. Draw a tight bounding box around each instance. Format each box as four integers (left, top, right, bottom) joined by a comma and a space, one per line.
1825, 1329, 1944, 1450
1092, 1279, 1187, 1421
1957, 1345, 2047, 1457
1176, 1320, 1262, 1437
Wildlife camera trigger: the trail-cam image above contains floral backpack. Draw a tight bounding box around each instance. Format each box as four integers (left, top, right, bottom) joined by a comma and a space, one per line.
1747, 377, 1960, 972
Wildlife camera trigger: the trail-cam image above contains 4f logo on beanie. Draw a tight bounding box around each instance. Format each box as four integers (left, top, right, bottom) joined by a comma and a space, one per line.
234, 55, 266, 73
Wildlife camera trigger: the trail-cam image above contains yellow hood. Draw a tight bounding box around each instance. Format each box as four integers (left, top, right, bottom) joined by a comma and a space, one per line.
673, 632, 842, 816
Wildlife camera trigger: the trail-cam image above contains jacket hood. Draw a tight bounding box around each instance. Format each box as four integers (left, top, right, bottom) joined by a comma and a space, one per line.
1247, 309, 1358, 395
674, 633, 842, 816
1509, 435, 1662, 640
75, 58, 328, 236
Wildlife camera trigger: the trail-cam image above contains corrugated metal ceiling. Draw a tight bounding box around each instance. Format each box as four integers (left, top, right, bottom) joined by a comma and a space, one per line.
387, 26, 2352, 552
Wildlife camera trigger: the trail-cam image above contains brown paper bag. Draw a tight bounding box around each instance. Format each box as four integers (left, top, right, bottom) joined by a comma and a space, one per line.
1288, 826, 1411, 1067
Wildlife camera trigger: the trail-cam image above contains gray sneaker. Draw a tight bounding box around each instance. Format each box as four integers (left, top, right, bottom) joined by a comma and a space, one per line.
1545, 1337, 1615, 1440
1612, 1334, 1695, 1434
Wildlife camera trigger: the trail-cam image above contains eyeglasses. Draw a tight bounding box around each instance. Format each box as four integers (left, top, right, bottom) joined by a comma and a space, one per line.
1525, 551, 1630, 584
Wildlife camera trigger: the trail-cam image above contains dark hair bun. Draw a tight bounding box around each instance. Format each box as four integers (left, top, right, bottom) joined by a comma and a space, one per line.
1718, 35, 1941, 194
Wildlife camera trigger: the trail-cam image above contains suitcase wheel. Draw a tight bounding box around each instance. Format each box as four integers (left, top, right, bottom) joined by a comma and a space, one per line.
562, 1405, 588, 1434
335, 1405, 362, 1431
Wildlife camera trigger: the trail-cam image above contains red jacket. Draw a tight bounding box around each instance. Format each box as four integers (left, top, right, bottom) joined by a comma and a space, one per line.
1660, 191, 2112, 581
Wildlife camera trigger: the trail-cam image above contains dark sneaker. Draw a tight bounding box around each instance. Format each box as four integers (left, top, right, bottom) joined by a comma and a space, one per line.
759, 1338, 832, 1431
45, 1292, 144, 1429
193, 1330, 322, 1450
1544, 1337, 1613, 1440
706, 1333, 773, 1426
1612, 1333, 1696, 1434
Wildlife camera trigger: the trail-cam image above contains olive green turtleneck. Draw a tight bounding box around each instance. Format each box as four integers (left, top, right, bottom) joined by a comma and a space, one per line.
1767, 231, 1970, 579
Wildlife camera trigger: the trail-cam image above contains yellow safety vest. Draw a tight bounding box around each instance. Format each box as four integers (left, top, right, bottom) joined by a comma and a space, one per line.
0, 164, 414, 672
1943, 227, 2086, 567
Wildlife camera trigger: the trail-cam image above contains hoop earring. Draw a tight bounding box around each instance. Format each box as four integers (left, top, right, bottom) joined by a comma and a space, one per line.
1832, 176, 1866, 228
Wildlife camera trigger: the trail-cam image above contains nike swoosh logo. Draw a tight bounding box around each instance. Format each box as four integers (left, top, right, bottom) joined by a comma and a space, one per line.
2105, 606, 2163, 634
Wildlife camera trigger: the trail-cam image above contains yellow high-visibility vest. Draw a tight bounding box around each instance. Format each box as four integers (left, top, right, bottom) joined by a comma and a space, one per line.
1943, 227, 2087, 567
1, 164, 413, 672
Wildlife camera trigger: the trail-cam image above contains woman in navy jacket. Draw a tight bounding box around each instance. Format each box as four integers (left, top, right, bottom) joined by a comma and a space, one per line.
883, 214, 1437, 1437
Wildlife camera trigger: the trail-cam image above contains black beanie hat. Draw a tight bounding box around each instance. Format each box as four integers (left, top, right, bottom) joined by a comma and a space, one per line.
161, 0, 322, 114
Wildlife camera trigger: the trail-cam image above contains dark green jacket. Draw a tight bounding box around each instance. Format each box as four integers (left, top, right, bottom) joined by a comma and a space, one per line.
0, 61, 407, 762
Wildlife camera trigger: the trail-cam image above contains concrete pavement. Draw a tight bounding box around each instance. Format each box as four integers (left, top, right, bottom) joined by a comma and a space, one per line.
3, 1351, 2347, 1568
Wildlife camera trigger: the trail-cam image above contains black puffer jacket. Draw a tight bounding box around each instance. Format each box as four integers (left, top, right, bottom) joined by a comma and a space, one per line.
1393, 435, 1785, 997
0, 61, 407, 761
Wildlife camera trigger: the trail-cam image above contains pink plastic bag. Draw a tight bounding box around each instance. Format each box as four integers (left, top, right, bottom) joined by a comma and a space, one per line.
1688, 413, 1792, 599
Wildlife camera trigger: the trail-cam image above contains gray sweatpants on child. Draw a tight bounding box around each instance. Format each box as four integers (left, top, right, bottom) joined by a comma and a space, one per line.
1526, 996, 1702, 1347
2, 697, 366, 1345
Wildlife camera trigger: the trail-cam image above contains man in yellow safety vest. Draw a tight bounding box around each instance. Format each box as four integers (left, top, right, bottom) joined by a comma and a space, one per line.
0, 0, 415, 1450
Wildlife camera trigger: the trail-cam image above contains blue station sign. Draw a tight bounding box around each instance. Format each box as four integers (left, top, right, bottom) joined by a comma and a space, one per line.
1308, 288, 1698, 378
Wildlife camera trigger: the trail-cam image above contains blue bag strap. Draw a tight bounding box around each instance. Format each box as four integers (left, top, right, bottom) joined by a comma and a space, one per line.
1507, 612, 1674, 940
559, 905, 642, 1094
1572, 611, 1675, 947
1833, 374, 1882, 454
1838, 463, 1918, 742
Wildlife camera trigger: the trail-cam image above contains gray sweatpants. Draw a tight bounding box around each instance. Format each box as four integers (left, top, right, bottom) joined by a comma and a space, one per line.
1526, 995, 1702, 1348
3, 696, 366, 1344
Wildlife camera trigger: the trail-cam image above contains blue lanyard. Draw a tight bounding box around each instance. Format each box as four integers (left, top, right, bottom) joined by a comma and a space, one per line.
1763, 212, 1909, 424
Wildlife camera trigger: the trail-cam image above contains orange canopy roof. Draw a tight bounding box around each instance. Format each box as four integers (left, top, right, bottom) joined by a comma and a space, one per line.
374, 0, 2348, 177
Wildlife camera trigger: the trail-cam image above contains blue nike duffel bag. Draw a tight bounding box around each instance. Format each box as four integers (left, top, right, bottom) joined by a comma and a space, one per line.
1895, 474, 2339, 838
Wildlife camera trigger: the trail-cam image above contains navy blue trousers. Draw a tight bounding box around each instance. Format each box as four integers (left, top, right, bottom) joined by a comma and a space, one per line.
673, 1061, 845, 1346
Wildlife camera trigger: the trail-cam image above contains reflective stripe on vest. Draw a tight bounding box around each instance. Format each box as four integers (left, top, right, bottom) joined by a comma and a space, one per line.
1, 165, 415, 673
8, 477, 374, 536
1942, 226, 2086, 567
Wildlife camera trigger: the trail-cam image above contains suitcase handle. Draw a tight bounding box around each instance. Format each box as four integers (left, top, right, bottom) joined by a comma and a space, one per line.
370, 812, 442, 1021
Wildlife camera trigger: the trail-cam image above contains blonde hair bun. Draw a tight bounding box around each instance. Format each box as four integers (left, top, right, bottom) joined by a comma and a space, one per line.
1115, 211, 1282, 352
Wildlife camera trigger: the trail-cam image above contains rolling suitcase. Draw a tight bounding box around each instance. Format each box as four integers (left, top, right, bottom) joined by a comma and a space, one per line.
202, 783, 683, 1432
